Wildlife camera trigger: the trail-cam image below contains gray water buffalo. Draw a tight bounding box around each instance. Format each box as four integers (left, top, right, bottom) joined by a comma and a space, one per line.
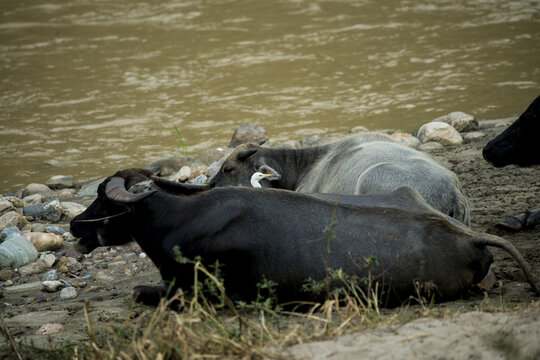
483, 94, 540, 230
210, 133, 471, 225
70, 168, 538, 307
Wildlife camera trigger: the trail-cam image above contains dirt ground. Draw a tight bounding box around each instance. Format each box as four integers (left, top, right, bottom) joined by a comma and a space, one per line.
1, 125, 539, 359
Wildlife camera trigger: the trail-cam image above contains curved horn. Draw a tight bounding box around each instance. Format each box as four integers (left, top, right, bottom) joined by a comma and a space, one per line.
237, 148, 257, 161
105, 177, 156, 204
151, 176, 214, 195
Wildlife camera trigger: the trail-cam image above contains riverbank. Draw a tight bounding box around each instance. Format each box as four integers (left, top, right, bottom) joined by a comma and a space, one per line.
1, 121, 539, 359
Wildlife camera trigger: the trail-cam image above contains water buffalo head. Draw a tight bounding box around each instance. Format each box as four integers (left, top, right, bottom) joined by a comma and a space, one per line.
70, 169, 157, 253
211, 141, 282, 187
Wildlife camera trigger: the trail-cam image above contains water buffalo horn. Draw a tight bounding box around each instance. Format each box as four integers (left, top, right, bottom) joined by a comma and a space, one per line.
237, 148, 257, 161
105, 177, 156, 204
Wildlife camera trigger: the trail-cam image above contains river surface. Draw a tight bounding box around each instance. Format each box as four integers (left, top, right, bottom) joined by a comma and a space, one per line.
1, 0, 539, 192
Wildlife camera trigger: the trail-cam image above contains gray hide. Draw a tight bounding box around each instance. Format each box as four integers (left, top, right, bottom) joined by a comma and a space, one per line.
212, 133, 470, 225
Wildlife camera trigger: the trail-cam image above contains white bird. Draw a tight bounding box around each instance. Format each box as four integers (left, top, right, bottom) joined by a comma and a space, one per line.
250, 172, 273, 188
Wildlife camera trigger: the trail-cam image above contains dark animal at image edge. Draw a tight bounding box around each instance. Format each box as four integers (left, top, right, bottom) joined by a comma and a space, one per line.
483, 94, 540, 231
210, 133, 471, 225
70, 168, 539, 308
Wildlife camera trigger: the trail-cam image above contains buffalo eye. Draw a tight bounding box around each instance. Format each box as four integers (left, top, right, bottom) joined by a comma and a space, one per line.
223, 165, 234, 173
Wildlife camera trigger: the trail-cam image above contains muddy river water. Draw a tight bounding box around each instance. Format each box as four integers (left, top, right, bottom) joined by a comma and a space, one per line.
1, 0, 539, 191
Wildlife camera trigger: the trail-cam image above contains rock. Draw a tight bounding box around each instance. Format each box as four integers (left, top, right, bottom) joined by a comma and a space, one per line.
1, 226, 21, 241
417, 122, 463, 145
478, 118, 513, 129
77, 178, 104, 197
18, 260, 48, 276
45, 175, 76, 190
66, 260, 82, 273
190, 174, 208, 184
23, 232, 64, 252
0, 268, 15, 281
36, 323, 64, 335
390, 132, 421, 148
190, 165, 208, 180
432, 112, 478, 132
60, 202, 86, 221
418, 142, 444, 151
3, 281, 42, 293
31, 223, 47, 232
65, 249, 83, 261
59, 287, 77, 300
108, 260, 127, 268
22, 194, 44, 206
23, 199, 63, 222
0, 199, 14, 215
62, 232, 76, 242
463, 131, 486, 142
229, 124, 268, 148
0, 233, 38, 268
42, 280, 65, 292
40, 269, 59, 281
350, 125, 369, 133
57, 188, 77, 200
275, 140, 300, 149
45, 225, 65, 235
124, 269, 135, 277
43, 254, 57, 267
3, 196, 24, 208
22, 183, 55, 199
0, 211, 29, 232
170, 166, 192, 182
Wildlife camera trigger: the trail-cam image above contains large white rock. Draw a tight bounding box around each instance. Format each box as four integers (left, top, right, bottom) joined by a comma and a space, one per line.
417, 122, 463, 145
432, 112, 478, 132
23, 232, 64, 252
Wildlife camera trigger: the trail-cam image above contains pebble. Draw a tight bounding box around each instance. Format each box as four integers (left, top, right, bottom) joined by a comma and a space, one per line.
0, 268, 15, 281
463, 131, 486, 142
57, 188, 77, 200
390, 132, 421, 148
40, 269, 59, 281
45, 175, 76, 190
24, 232, 64, 252
21, 183, 55, 199
108, 260, 127, 268
139, 252, 147, 259
18, 261, 48, 276
432, 111, 478, 132
417, 122, 463, 145
0, 199, 15, 214
22, 194, 44, 206
59, 287, 78, 300
124, 269, 134, 277
23, 200, 62, 223
66, 260, 82, 273
65, 249, 83, 261
45, 225, 65, 235
1, 226, 21, 241
42, 280, 65, 292
418, 142, 444, 151
60, 202, 86, 221
3, 281, 42, 293
0, 211, 29, 232
43, 253, 57, 267
36, 323, 64, 335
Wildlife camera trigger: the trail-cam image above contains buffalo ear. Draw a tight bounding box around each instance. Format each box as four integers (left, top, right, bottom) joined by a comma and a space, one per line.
256, 164, 281, 180
236, 148, 258, 161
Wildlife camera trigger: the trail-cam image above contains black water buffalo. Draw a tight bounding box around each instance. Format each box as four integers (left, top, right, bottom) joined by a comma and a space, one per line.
483, 94, 540, 230
70, 168, 538, 307
210, 133, 471, 225
483, 94, 540, 167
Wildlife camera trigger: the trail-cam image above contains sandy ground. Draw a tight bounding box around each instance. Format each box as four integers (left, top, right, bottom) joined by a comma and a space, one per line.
1, 124, 539, 359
